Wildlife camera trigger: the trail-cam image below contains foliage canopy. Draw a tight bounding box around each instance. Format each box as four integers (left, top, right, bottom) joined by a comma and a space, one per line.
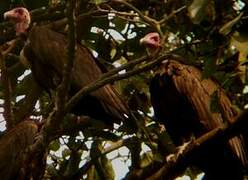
0, 0, 248, 179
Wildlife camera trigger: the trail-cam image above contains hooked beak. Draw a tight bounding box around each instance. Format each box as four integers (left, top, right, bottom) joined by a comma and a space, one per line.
4, 12, 10, 20
4, 10, 15, 21
139, 37, 147, 45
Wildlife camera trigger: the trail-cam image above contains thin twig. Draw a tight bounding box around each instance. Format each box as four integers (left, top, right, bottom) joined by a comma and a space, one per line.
98, 5, 138, 17
111, 0, 162, 35
159, 6, 187, 26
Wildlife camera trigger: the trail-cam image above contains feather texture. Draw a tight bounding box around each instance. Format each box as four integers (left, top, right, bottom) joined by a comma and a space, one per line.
22, 26, 129, 124
150, 60, 248, 178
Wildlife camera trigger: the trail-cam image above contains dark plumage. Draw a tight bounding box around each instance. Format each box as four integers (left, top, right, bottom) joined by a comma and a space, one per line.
150, 60, 247, 179
4, 7, 130, 125
141, 33, 248, 179
25, 27, 129, 124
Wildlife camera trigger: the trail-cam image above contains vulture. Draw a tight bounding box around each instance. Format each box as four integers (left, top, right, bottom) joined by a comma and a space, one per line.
140, 32, 248, 179
4, 7, 130, 126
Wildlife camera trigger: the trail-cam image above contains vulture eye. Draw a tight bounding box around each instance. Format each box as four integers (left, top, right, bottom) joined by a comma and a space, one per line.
151, 36, 159, 42
15, 8, 23, 15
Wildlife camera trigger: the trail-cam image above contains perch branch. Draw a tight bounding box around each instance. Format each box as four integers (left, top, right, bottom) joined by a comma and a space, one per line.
65, 52, 175, 112
146, 110, 248, 180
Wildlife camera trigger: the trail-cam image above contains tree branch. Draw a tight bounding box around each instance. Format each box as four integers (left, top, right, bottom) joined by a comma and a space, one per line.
145, 110, 248, 180
43, 0, 77, 135
65, 53, 180, 112
73, 137, 135, 178
111, 0, 161, 34
159, 5, 187, 26
0, 40, 18, 129
54, 0, 77, 118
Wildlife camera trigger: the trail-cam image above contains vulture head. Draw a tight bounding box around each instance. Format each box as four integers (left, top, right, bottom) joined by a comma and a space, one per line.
3, 7, 133, 126
140, 32, 161, 50
140, 32, 248, 178
4, 7, 30, 36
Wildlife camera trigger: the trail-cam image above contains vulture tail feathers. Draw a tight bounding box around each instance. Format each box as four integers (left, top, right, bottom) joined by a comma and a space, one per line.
22, 26, 133, 125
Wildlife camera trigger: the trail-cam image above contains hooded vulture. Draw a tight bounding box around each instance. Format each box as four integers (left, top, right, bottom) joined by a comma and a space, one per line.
140, 32, 248, 179
4, 7, 130, 126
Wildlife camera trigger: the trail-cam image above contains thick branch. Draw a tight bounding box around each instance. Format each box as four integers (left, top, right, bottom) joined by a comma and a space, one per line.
0, 41, 18, 129
21, 2, 77, 178
55, 0, 77, 115
74, 137, 135, 178
44, 0, 77, 133
145, 110, 248, 180
66, 53, 181, 112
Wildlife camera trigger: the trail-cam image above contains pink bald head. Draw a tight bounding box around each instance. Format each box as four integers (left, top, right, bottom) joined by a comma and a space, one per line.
140, 32, 161, 50
4, 7, 30, 36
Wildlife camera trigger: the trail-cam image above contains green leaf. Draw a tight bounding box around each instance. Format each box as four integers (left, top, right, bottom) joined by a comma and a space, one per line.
231, 31, 248, 62
62, 148, 71, 158
231, 31, 248, 82
49, 139, 61, 151
188, 0, 211, 24
89, 0, 107, 5
202, 56, 217, 79
112, 17, 126, 32
219, 13, 243, 35
140, 151, 153, 167
210, 90, 221, 113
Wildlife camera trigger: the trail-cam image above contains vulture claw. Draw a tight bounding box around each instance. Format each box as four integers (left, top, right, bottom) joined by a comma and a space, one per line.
166, 140, 193, 163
